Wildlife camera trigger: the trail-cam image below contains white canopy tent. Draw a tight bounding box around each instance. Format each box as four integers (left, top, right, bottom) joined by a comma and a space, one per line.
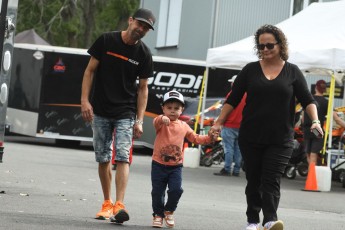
206, 0, 345, 74
204, 0, 345, 148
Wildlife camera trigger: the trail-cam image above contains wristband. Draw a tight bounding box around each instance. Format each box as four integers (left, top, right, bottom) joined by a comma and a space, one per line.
135, 120, 144, 125
312, 119, 320, 124
135, 119, 143, 125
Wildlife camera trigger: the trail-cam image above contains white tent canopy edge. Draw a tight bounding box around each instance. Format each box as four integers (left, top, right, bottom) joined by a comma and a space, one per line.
206, 0, 345, 75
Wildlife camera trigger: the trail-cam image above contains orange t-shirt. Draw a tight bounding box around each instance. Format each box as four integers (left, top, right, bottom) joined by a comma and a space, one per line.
152, 115, 212, 166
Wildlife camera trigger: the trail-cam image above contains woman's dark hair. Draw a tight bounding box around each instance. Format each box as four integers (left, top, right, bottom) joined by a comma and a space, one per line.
254, 24, 289, 61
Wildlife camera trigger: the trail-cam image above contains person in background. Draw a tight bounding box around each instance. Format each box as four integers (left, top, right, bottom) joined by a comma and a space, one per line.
151, 90, 217, 228
209, 24, 322, 230
333, 111, 345, 128
80, 8, 156, 224
214, 75, 246, 177
302, 80, 328, 165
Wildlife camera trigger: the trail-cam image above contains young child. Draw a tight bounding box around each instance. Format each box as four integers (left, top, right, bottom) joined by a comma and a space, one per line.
151, 90, 217, 228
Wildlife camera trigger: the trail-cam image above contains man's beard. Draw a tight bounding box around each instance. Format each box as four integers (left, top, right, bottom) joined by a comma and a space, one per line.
131, 29, 144, 41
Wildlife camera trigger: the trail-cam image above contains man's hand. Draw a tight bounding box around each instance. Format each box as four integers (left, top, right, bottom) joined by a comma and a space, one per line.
81, 101, 94, 122
133, 123, 143, 139
209, 124, 221, 136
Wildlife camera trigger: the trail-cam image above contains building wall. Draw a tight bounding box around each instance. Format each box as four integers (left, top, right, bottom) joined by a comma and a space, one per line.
140, 0, 339, 61
140, 0, 214, 59
213, 0, 291, 47
140, 0, 292, 60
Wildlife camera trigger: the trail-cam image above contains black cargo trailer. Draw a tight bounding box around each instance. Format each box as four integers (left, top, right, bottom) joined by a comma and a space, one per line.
0, 0, 18, 162
7, 43, 238, 148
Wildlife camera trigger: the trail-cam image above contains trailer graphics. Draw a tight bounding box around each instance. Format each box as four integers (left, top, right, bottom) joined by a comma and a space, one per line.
7, 44, 238, 148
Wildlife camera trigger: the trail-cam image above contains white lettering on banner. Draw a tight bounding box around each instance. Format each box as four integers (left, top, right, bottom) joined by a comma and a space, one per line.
194, 75, 203, 89
174, 74, 195, 88
151, 86, 172, 91
149, 71, 203, 90
154, 72, 176, 86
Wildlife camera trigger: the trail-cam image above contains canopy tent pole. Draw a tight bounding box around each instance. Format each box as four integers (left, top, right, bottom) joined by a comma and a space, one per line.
199, 68, 209, 135
323, 73, 336, 165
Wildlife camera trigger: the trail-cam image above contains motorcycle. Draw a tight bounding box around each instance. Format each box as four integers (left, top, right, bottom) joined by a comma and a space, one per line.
199, 138, 225, 167
178, 114, 228, 167
283, 127, 309, 179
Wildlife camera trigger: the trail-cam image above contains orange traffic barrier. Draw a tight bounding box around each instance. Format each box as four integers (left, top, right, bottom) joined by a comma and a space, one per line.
302, 162, 320, 192
183, 142, 189, 151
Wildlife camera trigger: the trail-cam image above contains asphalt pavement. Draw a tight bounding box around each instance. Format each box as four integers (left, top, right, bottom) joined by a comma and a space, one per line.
0, 135, 344, 230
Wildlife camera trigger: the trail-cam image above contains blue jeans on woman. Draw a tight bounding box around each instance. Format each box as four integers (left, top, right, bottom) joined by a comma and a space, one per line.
221, 127, 242, 174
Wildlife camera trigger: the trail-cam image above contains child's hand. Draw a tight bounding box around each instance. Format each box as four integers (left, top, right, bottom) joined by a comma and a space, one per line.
213, 132, 220, 142
161, 115, 170, 126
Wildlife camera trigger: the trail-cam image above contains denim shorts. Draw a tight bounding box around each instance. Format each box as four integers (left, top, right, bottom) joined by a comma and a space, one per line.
92, 115, 134, 163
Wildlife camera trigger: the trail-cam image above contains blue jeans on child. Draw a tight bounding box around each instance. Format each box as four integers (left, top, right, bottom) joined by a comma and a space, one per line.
221, 127, 242, 174
151, 161, 184, 217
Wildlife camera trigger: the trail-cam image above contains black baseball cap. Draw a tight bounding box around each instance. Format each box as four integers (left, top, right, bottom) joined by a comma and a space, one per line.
133, 8, 156, 30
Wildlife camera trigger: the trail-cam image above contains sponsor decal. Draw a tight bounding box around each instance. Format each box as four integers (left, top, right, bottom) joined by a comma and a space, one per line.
148, 71, 203, 94
106, 51, 139, 65
53, 58, 66, 73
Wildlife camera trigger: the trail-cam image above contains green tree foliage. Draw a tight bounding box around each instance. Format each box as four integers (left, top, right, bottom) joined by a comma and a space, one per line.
16, 0, 140, 48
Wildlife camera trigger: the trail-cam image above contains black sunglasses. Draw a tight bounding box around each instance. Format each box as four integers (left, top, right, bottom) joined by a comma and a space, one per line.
258, 42, 278, 50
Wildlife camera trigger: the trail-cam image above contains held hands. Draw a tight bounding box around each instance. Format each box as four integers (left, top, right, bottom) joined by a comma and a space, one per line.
208, 124, 221, 142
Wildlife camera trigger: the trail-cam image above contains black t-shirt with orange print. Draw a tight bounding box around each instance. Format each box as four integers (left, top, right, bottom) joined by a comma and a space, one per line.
88, 31, 153, 119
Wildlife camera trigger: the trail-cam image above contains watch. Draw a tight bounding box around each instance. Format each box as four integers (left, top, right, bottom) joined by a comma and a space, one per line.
135, 119, 143, 125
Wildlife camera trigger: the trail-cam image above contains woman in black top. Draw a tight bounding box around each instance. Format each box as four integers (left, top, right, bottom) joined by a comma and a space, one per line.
209, 25, 322, 230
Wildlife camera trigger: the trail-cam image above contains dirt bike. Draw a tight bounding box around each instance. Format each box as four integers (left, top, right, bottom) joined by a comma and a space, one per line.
199, 138, 225, 167
283, 128, 309, 179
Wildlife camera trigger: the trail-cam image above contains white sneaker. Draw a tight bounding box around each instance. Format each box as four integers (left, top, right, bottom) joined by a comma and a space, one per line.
152, 215, 163, 228
164, 211, 175, 228
263, 220, 284, 230
246, 223, 260, 230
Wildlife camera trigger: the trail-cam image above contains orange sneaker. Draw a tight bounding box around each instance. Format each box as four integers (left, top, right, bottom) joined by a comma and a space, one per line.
164, 211, 175, 228
95, 200, 113, 220
110, 201, 129, 224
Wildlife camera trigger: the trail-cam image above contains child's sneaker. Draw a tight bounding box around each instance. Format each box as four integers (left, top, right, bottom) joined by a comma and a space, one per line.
164, 211, 175, 228
110, 201, 129, 224
152, 215, 163, 228
95, 200, 113, 220
263, 220, 284, 230
246, 223, 260, 230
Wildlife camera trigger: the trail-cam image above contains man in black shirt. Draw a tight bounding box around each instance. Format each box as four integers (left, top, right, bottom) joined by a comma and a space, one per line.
81, 8, 155, 224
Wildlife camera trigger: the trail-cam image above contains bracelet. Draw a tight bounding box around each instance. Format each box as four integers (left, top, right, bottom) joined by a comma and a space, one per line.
312, 119, 320, 124
135, 119, 143, 125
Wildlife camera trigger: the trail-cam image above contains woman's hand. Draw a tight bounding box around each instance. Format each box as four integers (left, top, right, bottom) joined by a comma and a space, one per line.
310, 123, 323, 138
209, 124, 221, 140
